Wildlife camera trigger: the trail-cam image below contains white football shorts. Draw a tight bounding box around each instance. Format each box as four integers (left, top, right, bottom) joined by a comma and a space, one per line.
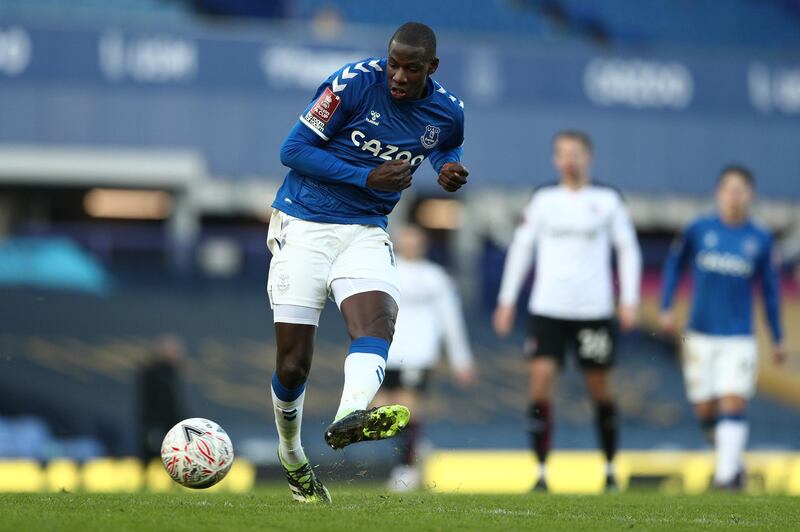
266, 209, 400, 321
682, 332, 758, 403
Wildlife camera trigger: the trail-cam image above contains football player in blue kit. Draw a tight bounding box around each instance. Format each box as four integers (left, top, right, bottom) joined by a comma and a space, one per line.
266, 22, 468, 503
660, 165, 785, 490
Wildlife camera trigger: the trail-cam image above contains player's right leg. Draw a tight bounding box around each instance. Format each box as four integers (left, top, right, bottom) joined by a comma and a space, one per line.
583, 368, 618, 491
683, 333, 717, 446
693, 400, 718, 445
525, 315, 565, 492
273, 322, 331, 503
575, 319, 618, 491
267, 209, 335, 503
528, 358, 557, 491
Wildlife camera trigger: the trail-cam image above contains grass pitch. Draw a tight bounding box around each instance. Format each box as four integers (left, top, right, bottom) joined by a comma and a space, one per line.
1, 486, 798, 531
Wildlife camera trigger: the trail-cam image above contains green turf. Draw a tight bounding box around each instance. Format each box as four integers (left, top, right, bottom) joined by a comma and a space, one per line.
1, 486, 799, 531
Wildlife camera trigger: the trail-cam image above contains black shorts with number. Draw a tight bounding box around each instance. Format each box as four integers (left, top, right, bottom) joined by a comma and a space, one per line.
382, 368, 432, 393
526, 314, 616, 369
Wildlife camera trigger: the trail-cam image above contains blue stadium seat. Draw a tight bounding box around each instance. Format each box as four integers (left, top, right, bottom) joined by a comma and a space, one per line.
2, 417, 52, 460
0, 416, 105, 461
4, 0, 799, 49
57, 438, 107, 462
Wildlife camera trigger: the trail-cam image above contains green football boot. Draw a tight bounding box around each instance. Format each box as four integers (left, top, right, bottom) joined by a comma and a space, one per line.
279, 450, 331, 504
324, 405, 411, 450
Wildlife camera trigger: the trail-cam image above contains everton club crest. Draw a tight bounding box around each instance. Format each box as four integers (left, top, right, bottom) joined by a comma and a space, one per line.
420, 124, 440, 149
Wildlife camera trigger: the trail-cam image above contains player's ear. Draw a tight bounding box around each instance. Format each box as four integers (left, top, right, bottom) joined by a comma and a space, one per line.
427, 56, 439, 76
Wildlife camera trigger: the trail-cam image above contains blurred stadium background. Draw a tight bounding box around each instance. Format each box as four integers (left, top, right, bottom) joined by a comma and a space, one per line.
1, 0, 799, 494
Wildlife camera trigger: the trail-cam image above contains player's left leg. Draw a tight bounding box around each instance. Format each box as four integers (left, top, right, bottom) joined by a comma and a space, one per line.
336, 290, 397, 417
528, 357, 558, 490
584, 368, 618, 491
714, 394, 748, 489
576, 319, 617, 491
712, 335, 757, 489
324, 289, 410, 449
323, 225, 409, 450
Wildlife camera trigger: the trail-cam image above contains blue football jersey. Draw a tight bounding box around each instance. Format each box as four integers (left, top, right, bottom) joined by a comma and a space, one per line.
661, 214, 782, 341
273, 57, 465, 229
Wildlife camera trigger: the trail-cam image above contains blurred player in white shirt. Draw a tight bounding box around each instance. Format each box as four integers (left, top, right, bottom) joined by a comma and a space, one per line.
373, 225, 476, 491
493, 131, 642, 491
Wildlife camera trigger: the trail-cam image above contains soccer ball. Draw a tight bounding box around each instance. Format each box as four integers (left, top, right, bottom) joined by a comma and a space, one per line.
161, 418, 234, 489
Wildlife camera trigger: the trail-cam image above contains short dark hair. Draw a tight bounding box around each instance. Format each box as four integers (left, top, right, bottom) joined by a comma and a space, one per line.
553, 130, 592, 153
718, 164, 755, 188
389, 22, 437, 59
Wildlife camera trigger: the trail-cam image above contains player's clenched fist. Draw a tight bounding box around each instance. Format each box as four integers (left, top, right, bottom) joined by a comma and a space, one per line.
366, 160, 412, 192
438, 162, 469, 192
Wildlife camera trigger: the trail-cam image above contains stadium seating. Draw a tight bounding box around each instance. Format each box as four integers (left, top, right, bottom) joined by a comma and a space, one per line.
290, 0, 551, 39
557, 0, 800, 47
0, 417, 50, 459
4, 0, 799, 49
1, 0, 798, 502
292, 0, 800, 49
0, 0, 190, 18
0, 416, 106, 461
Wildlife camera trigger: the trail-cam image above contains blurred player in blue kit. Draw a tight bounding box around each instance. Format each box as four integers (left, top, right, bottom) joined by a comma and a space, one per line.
659, 165, 786, 490
266, 22, 468, 503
